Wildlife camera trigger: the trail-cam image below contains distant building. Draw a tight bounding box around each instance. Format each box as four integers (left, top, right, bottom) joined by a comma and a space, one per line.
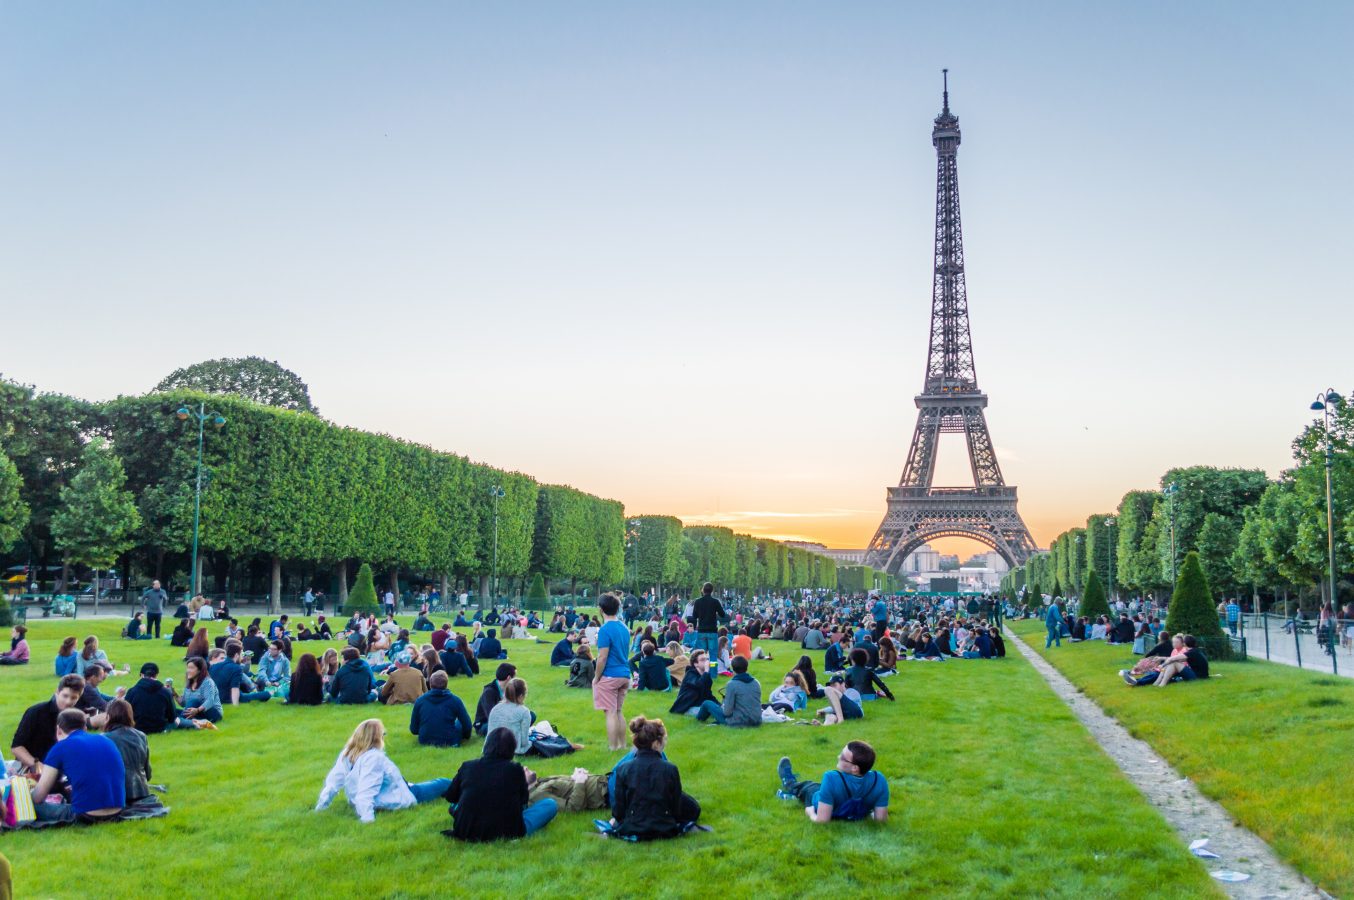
784, 541, 829, 555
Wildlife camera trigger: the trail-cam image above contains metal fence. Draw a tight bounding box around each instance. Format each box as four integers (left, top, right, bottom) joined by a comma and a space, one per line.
1237, 613, 1353, 677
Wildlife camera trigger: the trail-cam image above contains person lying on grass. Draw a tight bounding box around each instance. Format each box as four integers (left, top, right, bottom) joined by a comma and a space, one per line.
316, 718, 452, 823
776, 740, 888, 824
442, 726, 558, 842
596, 715, 701, 841
815, 675, 864, 725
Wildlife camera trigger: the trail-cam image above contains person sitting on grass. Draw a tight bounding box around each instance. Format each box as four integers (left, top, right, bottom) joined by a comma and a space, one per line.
30, 708, 126, 823
288, 652, 326, 706
1124, 635, 1209, 687
413, 610, 434, 632
551, 631, 577, 667
124, 662, 177, 735
599, 716, 701, 841
775, 740, 888, 824
766, 671, 809, 713
184, 627, 210, 662
721, 655, 762, 727
11, 674, 88, 776
102, 699, 152, 804
79, 635, 125, 678
442, 727, 558, 842
792, 655, 822, 698
211, 641, 272, 705
636, 642, 674, 691
439, 637, 476, 680
486, 677, 534, 754
912, 632, 944, 660
476, 628, 504, 661
665, 642, 691, 683
816, 675, 864, 725
316, 719, 452, 824
55, 636, 80, 677
173, 656, 222, 727
566, 645, 595, 688
255, 641, 291, 693
380, 652, 427, 705
1, 625, 30, 665
124, 612, 151, 641
169, 618, 194, 648
823, 634, 850, 673
875, 636, 899, 674
988, 627, 1007, 658
669, 650, 724, 723
1119, 633, 1185, 684
474, 663, 518, 736
410, 671, 473, 747
330, 647, 378, 704
843, 649, 895, 702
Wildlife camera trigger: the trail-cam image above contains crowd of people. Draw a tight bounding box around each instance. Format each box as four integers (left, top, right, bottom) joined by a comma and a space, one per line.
2, 582, 1032, 838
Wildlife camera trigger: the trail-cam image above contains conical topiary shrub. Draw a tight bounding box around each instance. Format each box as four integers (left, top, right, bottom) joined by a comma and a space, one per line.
526, 573, 549, 610
1078, 568, 1111, 622
345, 563, 380, 616
1026, 582, 1041, 606
1165, 551, 1224, 639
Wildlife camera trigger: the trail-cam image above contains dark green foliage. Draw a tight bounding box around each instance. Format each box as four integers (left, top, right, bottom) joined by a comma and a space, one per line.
1078, 568, 1111, 621
155, 356, 318, 414
1165, 552, 1224, 639
0, 445, 29, 551
0, 593, 12, 627
634, 516, 683, 587
526, 573, 548, 608
49, 439, 141, 570
345, 563, 379, 615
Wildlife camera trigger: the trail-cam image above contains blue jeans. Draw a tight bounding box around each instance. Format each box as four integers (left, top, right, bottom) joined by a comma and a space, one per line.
407, 777, 453, 804
692, 632, 719, 658
523, 798, 557, 835
239, 689, 271, 703
1046, 625, 1061, 648
693, 700, 726, 724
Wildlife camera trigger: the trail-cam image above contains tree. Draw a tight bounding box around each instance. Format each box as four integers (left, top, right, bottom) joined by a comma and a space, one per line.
634, 516, 683, 592
1196, 511, 1242, 598
0, 445, 30, 552
1164, 551, 1224, 640
1079, 568, 1111, 621
154, 357, 318, 414
345, 563, 379, 615
49, 439, 141, 609
1114, 491, 1157, 595
526, 573, 549, 609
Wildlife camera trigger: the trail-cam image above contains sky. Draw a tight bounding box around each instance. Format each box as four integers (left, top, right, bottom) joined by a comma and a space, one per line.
3, 2, 1352, 555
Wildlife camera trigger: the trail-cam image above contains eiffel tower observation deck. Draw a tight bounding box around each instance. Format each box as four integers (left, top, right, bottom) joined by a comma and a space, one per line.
865, 72, 1038, 573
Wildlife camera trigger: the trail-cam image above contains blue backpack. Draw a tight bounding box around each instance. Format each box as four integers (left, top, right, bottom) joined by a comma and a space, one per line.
828, 770, 880, 821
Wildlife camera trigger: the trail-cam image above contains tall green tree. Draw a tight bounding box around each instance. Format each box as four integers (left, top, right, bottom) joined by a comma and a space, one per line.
346, 562, 379, 614
1114, 491, 1157, 595
0, 445, 30, 552
155, 356, 319, 414
49, 439, 141, 605
1078, 568, 1111, 621
1164, 551, 1224, 639
634, 516, 683, 593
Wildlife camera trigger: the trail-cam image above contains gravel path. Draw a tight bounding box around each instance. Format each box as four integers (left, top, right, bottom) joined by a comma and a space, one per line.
1005, 627, 1331, 899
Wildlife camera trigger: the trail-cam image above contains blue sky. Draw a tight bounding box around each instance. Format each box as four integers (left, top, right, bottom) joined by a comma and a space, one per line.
3, 2, 1351, 549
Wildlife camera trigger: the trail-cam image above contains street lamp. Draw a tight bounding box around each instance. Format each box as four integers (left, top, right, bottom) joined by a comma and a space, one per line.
175, 402, 226, 597
626, 519, 641, 592
1105, 517, 1116, 604
1162, 482, 1180, 587
489, 485, 505, 603
1310, 389, 1342, 620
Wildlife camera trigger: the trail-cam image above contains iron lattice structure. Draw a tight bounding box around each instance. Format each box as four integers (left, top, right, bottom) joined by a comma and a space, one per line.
864, 74, 1037, 574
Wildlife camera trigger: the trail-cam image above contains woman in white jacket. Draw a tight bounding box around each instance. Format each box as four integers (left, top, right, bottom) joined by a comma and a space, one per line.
315, 719, 452, 823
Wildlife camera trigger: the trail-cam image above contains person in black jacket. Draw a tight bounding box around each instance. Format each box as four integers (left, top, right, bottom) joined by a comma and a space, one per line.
843, 650, 894, 702
329, 648, 377, 704
439, 642, 475, 679
668, 651, 724, 722
410, 672, 473, 747
169, 618, 195, 648
550, 632, 577, 667
606, 716, 700, 841
124, 662, 177, 734
476, 629, 504, 661
443, 727, 557, 841
288, 652, 326, 706
687, 583, 725, 660
474, 663, 517, 736
635, 642, 674, 691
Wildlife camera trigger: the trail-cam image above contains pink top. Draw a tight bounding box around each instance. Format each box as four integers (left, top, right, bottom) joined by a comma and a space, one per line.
5, 639, 29, 662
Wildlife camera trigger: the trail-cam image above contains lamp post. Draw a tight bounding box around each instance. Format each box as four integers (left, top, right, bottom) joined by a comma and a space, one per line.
627, 519, 641, 592
489, 485, 505, 603
1105, 517, 1117, 604
1310, 389, 1342, 618
1162, 482, 1180, 587
175, 402, 226, 597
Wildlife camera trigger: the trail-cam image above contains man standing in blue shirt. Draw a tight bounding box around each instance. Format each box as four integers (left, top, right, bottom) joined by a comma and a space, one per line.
31, 709, 126, 822
1044, 600, 1063, 649
775, 741, 888, 823
592, 593, 633, 751
1225, 599, 1241, 636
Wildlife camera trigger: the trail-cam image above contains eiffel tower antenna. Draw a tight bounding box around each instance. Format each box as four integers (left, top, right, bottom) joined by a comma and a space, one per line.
864, 76, 1037, 573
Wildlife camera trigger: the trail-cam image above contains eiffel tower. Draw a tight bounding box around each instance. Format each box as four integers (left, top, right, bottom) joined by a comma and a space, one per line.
864, 72, 1037, 574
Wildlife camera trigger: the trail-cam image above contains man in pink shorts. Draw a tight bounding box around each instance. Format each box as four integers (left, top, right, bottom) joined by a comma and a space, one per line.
592, 593, 633, 751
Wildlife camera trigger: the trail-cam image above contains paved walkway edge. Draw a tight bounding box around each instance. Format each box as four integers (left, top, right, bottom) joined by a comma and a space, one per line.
1005, 626, 1331, 900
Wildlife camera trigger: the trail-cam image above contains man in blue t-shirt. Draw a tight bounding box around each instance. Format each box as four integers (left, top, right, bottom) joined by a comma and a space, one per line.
592, 593, 633, 751
31, 709, 126, 822
775, 741, 888, 824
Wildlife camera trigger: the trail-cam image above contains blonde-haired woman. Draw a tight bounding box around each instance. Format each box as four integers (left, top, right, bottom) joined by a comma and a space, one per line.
315, 719, 452, 823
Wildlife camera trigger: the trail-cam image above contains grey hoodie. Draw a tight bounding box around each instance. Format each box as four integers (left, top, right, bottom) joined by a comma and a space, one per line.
722, 673, 762, 727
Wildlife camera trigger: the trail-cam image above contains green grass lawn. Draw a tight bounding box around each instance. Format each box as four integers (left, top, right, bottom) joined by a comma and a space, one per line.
1010, 619, 1354, 896
0, 619, 1219, 899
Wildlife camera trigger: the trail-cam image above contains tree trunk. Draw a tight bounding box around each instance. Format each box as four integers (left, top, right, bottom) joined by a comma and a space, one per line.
478, 574, 490, 608
440, 572, 450, 609
154, 549, 164, 582
193, 553, 205, 598
337, 560, 349, 605
389, 568, 399, 596
269, 555, 283, 615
